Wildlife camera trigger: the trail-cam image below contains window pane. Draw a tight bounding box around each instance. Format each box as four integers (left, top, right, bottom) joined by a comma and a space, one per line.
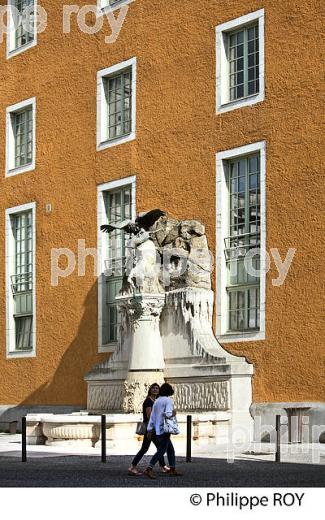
238, 192, 245, 208
13, 107, 33, 168
248, 40, 255, 54
104, 186, 132, 343
249, 156, 258, 173
228, 24, 259, 101
230, 87, 236, 101
236, 58, 244, 71
249, 174, 257, 189
231, 194, 238, 209
248, 27, 255, 40
237, 44, 244, 57
14, 0, 34, 50
226, 154, 261, 332
248, 309, 256, 328
248, 81, 257, 96
238, 176, 245, 191
237, 31, 244, 44
15, 316, 33, 350
236, 71, 244, 85
236, 84, 244, 98
248, 67, 255, 81
248, 54, 255, 67
106, 68, 132, 141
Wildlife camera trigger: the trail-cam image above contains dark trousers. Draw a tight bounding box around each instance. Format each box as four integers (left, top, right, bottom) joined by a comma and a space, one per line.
149, 433, 176, 469
132, 432, 166, 467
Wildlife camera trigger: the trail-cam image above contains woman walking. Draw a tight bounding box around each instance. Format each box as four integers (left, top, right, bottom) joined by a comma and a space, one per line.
128, 383, 170, 476
143, 382, 182, 479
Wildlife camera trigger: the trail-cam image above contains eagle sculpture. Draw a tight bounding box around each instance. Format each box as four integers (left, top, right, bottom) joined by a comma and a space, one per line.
100, 209, 165, 235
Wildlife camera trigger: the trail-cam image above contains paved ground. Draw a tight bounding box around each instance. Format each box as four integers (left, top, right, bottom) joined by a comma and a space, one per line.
0, 454, 325, 487
0, 434, 324, 487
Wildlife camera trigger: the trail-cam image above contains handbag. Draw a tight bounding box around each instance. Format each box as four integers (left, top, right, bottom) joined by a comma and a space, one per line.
135, 421, 147, 435
163, 416, 180, 435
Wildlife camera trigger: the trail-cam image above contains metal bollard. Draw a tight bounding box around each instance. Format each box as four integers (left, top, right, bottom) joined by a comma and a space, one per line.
186, 415, 192, 463
22, 417, 27, 463
101, 415, 107, 463
275, 414, 281, 462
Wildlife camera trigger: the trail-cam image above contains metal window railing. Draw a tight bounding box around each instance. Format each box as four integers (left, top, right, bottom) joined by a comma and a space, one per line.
11, 272, 33, 295
224, 232, 260, 261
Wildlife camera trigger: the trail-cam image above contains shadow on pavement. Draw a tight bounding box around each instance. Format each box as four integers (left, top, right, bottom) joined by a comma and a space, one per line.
0, 455, 324, 487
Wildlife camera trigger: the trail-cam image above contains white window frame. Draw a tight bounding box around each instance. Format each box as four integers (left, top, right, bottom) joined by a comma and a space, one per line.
5, 201, 37, 358
97, 0, 135, 15
6, 97, 36, 177
7, 0, 38, 59
97, 175, 136, 353
216, 141, 266, 343
97, 57, 137, 151
216, 9, 265, 113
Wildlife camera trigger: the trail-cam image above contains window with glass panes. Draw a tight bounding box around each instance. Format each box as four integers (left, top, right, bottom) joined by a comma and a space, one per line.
225, 154, 260, 332
14, 0, 35, 50
228, 24, 259, 101
105, 69, 132, 141
104, 186, 132, 343
13, 106, 33, 168
11, 211, 33, 351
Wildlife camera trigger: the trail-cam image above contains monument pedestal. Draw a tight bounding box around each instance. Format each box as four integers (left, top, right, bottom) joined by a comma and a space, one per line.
26, 216, 255, 449
86, 293, 166, 413
85, 288, 254, 445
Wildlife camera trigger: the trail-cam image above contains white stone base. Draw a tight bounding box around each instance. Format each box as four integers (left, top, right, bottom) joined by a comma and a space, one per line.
26, 412, 232, 449
251, 402, 325, 443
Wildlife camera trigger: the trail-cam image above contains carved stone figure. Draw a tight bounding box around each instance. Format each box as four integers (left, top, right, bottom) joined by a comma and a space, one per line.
85, 210, 254, 443
151, 215, 213, 290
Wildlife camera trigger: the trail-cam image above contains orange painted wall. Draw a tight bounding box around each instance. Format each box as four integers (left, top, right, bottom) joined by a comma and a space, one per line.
0, 0, 323, 408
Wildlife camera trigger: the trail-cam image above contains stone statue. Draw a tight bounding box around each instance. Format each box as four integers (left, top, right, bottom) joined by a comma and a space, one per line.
85, 210, 253, 443
100, 208, 166, 239
101, 209, 165, 295
101, 211, 213, 295
150, 215, 213, 291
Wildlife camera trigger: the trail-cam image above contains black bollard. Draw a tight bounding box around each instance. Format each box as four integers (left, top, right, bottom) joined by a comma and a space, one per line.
186, 415, 192, 463
101, 415, 107, 463
22, 417, 27, 463
275, 414, 281, 462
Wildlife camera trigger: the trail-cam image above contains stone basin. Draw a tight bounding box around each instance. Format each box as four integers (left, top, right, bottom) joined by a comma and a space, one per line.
26, 412, 231, 448
26, 414, 102, 447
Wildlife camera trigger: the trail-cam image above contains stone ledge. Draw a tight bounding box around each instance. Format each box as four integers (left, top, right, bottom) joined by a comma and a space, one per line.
25, 412, 233, 447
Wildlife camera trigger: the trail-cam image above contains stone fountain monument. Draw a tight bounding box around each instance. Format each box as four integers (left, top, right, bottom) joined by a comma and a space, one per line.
84, 211, 254, 446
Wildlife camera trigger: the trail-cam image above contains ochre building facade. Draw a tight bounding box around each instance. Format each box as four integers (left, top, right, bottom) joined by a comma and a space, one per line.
0, 0, 323, 436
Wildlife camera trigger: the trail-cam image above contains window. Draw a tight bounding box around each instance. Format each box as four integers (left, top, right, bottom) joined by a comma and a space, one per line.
105, 185, 133, 343
6, 97, 36, 177
216, 9, 264, 113
97, 58, 136, 151
98, 0, 134, 13
228, 25, 259, 101
225, 155, 260, 331
7, 0, 37, 58
12, 211, 33, 350
13, 106, 33, 168
216, 142, 266, 342
98, 177, 136, 352
6, 203, 36, 358
106, 69, 132, 141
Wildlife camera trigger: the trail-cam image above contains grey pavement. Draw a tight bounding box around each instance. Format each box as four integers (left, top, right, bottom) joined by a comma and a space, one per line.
0, 434, 324, 487
0, 454, 325, 487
